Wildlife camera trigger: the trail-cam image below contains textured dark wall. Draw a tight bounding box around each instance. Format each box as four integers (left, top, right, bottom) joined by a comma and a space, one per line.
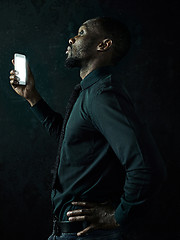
0, 0, 179, 239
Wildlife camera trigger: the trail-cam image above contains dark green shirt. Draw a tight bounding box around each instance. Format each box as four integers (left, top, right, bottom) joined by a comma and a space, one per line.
31, 67, 166, 230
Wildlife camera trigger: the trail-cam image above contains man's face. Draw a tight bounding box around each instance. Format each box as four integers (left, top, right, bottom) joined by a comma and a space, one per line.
65, 21, 100, 68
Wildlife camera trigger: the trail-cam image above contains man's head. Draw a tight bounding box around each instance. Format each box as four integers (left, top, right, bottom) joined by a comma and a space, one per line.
65, 17, 131, 69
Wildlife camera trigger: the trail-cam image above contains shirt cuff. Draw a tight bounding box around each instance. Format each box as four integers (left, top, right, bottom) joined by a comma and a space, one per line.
30, 99, 55, 123
115, 198, 130, 226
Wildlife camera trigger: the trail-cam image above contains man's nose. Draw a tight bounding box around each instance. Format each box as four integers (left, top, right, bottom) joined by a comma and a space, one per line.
69, 37, 75, 45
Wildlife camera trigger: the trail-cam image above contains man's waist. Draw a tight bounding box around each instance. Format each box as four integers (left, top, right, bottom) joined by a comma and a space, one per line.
56, 198, 119, 222
53, 218, 88, 235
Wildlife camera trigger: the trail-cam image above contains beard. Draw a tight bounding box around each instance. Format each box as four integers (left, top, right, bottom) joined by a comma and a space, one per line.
65, 57, 82, 69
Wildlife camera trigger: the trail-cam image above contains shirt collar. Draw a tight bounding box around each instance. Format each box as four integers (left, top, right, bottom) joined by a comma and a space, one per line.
80, 66, 113, 90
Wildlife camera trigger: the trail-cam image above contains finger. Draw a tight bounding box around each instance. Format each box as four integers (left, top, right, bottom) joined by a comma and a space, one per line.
26, 63, 34, 84
67, 209, 92, 217
12, 59, 14, 65
9, 75, 19, 81
69, 215, 94, 222
77, 225, 94, 237
68, 216, 87, 222
10, 70, 15, 75
10, 79, 19, 86
71, 201, 96, 208
26, 62, 32, 75
10, 70, 18, 75
10, 80, 20, 89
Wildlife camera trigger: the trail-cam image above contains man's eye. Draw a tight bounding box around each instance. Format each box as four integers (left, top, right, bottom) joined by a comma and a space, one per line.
79, 30, 84, 35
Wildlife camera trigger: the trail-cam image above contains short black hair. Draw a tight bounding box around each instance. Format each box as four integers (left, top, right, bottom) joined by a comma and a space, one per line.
89, 17, 131, 64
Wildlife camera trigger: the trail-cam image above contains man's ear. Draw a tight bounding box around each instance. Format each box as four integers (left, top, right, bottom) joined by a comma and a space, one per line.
97, 39, 113, 52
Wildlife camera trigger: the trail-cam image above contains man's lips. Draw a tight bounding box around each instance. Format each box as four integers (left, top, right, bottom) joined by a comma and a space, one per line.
66, 46, 71, 54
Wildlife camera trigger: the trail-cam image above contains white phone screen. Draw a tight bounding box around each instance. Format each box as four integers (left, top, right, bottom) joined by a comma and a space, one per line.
14, 53, 27, 85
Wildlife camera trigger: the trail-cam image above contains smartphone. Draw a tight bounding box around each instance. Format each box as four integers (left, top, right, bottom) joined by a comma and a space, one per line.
14, 53, 27, 85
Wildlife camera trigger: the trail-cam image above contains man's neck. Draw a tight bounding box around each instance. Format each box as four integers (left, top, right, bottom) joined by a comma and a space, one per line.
80, 66, 96, 80
80, 61, 111, 80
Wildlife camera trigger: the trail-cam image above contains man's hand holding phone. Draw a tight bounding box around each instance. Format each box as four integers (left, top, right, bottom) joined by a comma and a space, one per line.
9, 54, 41, 106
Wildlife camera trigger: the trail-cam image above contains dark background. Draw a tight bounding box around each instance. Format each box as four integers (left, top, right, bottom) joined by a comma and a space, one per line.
0, 0, 179, 239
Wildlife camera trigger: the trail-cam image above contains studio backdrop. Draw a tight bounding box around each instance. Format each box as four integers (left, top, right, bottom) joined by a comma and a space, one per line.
0, 0, 179, 239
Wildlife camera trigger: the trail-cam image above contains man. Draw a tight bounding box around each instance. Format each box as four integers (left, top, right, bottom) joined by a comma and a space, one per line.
10, 17, 166, 240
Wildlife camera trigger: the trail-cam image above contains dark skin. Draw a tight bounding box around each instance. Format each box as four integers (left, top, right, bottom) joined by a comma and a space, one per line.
66, 20, 113, 79
67, 22, 119, 232
9, 19, 120, 236
67, 201, 120, 236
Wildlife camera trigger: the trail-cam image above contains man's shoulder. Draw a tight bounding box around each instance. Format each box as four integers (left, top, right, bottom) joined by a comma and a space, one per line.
88, 74, 135, 113
90, 74, 130, 100
96, 74, 113, 94
88, 73, 115, 96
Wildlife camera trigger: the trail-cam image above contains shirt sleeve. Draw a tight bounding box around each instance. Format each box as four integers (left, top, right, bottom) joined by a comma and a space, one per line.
90, 86, 166, 230
31, 99, 63, 142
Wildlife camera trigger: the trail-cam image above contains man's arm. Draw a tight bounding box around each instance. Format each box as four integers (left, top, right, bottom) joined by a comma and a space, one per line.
66, 86, 166, 236
31, 99, 63, 141
9, 60, 63, 141
90, 87, 166, 227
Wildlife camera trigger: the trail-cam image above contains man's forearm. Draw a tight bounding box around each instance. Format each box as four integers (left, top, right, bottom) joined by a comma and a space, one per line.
31, 99, 63, 141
